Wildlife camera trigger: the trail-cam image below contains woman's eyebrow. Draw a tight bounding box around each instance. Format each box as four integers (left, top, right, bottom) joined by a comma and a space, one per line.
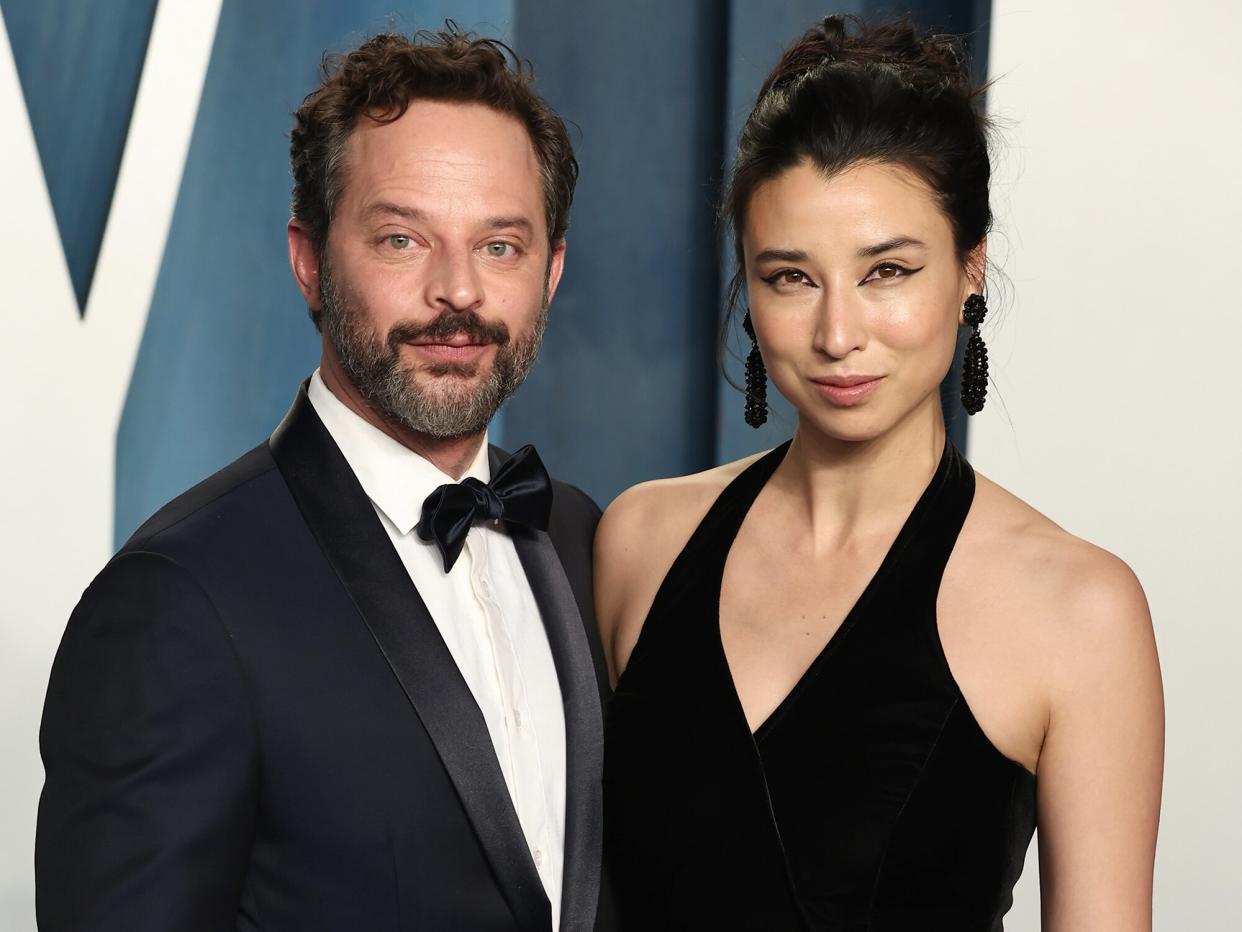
752, 247, 809, 264
858, 236, 927, 257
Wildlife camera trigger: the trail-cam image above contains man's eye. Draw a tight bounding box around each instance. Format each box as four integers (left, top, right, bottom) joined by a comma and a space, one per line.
385, 234, 412, 250
485, 242, 516, 258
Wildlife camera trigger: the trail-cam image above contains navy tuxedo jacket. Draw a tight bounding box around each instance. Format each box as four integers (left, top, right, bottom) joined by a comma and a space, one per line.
36, 385, 610, 932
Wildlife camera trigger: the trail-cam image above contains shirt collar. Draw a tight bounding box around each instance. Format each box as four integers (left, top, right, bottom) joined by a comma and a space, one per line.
307, 369, 491, 536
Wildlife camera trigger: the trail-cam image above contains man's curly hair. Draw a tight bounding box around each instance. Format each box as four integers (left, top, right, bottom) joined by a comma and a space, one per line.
290, 26, 578, 328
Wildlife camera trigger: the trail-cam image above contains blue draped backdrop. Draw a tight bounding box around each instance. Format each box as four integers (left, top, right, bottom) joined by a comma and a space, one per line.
510, 0, 991, 499
1, 0, 992, 544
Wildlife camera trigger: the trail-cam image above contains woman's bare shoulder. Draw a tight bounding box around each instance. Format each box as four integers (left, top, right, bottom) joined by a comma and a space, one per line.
964, 472, 1152, 662
594, 450, 772, 680
600, 452, 766, 550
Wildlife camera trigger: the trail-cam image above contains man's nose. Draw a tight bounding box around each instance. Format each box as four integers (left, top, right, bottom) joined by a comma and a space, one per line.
423, 245, 484, 312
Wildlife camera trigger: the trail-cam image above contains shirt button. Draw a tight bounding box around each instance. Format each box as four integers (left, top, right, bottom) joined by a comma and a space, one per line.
534, 848, 543, 867
513, 708, 523, 728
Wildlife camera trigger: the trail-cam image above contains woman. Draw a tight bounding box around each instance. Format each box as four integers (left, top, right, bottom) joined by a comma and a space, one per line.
596, 16, 1162, 931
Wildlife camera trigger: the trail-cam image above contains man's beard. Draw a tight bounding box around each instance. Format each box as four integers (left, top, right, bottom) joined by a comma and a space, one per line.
320, 259, 548, 439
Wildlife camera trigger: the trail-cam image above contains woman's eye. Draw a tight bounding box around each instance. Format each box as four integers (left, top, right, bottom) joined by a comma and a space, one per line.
385, 234, 412, 250
762, 268, 812, 288
864, 262, 921, 283
485, 242, 516, 258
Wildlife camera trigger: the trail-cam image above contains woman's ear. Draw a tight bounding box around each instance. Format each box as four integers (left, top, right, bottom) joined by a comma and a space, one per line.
965, 238, 988, 298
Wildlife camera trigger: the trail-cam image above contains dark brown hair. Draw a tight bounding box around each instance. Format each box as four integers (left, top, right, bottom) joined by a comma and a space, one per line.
723, 15, 992, 320
290, 26, 578, 327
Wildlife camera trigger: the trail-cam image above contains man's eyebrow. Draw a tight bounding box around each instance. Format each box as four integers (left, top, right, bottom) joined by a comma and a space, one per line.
483, 216, 535, 235
752, 248, 809, 264
365, 202, 429, 222
363, 204, 534, 236
858, 236, 927, 257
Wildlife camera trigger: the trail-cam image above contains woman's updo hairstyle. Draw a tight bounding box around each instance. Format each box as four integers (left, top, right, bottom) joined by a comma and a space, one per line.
723, 15, 992, 314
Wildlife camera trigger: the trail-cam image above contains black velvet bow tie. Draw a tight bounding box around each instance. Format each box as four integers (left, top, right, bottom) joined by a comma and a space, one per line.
417, 444, 553, 572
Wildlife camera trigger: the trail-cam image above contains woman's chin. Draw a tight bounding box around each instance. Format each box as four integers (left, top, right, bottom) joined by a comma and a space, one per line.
795, 408, 893, 445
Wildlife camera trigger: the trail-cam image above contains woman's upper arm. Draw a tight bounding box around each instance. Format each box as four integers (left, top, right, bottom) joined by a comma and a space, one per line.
594, 485, 657, 686
1035, 551, 1163, 931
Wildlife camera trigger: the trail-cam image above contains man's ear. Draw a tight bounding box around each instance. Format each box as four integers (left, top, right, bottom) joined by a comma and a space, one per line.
287, 219, 322, 312
543, 238, 567, 306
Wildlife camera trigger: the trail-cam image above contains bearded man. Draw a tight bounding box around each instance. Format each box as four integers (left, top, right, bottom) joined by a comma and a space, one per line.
36, 28, 608, 932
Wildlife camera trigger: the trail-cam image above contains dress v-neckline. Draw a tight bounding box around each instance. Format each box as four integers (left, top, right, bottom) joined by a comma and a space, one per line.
714, 440, 953, 742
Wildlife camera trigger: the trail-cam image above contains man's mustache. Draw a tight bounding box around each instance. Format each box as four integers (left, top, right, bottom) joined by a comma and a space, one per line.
387, 311, 511, 350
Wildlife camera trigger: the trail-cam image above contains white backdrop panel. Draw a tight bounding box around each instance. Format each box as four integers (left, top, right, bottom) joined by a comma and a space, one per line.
0, 2, 222, 926
980, 2, 1242, 928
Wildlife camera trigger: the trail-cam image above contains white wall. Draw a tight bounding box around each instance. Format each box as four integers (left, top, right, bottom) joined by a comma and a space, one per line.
979, 2, 1242, 928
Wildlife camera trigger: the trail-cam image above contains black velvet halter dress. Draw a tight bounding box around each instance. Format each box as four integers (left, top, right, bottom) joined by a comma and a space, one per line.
603, 440, 1037, 931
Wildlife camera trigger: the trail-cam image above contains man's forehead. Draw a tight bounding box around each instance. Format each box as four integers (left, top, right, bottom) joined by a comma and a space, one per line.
350, 100, 538, 167
339, 100, 544, 217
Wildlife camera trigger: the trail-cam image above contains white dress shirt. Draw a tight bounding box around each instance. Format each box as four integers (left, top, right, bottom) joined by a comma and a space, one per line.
308, 371, 566, 927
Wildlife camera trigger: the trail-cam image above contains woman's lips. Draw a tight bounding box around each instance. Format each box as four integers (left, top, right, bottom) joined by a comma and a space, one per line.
811, 375, 884, 406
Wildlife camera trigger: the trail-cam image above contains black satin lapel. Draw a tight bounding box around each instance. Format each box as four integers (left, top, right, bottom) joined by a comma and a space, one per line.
510, 520, 604, 932
270, 388, 550, 932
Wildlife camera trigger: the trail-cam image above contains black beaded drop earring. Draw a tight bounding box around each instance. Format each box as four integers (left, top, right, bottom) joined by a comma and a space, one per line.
960, 293, 989, 415
742, 312, 768, 428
